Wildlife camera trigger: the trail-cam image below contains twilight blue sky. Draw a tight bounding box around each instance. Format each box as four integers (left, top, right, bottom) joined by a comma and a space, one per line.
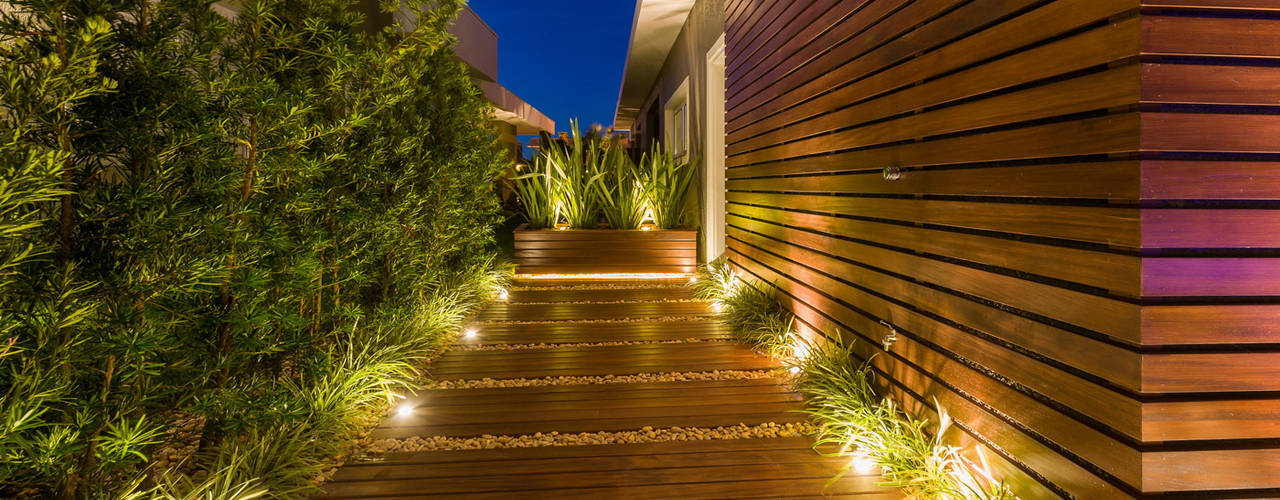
467, 1, 637, 133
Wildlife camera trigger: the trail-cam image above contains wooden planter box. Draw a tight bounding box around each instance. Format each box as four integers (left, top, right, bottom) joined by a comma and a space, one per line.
514, 227, 697, 275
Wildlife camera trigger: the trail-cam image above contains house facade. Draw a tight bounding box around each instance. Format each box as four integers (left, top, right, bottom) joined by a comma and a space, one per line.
616, 1, 1280, 498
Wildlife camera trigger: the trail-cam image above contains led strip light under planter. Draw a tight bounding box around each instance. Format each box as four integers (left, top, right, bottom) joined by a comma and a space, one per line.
514, 273, 695, 280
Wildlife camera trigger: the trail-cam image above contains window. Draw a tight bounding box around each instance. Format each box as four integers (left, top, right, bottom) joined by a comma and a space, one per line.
665, 78, 690, 158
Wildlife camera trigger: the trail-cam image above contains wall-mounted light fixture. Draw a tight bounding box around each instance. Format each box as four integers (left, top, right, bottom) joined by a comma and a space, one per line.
879, 320, 898, 350
882, 165, 902, 181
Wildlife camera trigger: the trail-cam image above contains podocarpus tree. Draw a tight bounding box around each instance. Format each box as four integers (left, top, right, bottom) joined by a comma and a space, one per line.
0, 0, 506, 497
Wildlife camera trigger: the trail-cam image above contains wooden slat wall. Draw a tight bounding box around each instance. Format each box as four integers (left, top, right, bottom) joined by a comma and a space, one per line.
513, 229, 697, 275
722, 0, 1280, 497
1135, 2, 1280, 495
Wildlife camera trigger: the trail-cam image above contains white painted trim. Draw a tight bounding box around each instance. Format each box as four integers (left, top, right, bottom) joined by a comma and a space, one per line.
664, 77, 691, 158
703, 34, 727, 263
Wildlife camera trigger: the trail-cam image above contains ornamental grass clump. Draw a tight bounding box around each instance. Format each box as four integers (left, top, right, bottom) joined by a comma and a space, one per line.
797, 341, 1012, 499
692, 260, 1012, 499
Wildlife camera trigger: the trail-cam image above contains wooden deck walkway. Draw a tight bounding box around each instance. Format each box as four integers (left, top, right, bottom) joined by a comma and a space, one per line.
320, 278, 902, 499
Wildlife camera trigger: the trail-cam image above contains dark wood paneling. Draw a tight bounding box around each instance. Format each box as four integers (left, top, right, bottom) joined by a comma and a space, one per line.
727, 0, 1137, 139
727, 204, 1141, 296
728, 191, 1140, 248
726, 0, 1280, 496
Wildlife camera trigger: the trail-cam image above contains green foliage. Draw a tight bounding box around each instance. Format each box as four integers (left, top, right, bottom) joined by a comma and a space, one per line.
692, 261, 1011, 499
798, 341, 1012, 499
509, 126, 692, 230
537, 121, 606, 228
640, 142, 696, 229
694, 259, 791, 355
0, 0, 508, 497
510, 169, 556, 229
593, 145, 646, 230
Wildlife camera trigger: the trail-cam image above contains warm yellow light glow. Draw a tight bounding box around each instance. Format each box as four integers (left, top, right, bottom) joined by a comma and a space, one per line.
791, 336, 812, 360
496, 288, 509, 301
514, 273, 694, 281
688, 275, 698, 284
640, 205, 657, 227
850, 452, 876, 474
554, 223, 570, 231
711, 301, 724, 313
396, 403, 415, 418
789, 366, 801, 374
463, 327, 479, 339
640, 225, 654, 231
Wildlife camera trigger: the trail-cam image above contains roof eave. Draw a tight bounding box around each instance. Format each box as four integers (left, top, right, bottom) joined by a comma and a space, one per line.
613, 0, 696, 130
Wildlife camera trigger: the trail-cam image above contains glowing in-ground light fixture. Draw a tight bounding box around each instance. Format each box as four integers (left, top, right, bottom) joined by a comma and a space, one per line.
496, 288, 509, 301
789, 366, 801, 374
688, 275, 698, 284
711, 301, 724, 313
396, 403, 415, 418
850, 452, 876, 473
463, 327, 479, 339
791, 336, 812, 360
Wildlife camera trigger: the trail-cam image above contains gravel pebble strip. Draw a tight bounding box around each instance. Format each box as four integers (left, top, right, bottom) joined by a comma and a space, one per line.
424, 368, 784, 390
354, 421, 819, 457
478, 315, 711, 325
451, 338, 727, 351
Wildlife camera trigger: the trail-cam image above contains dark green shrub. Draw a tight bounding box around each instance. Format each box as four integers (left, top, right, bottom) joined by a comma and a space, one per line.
0, 0, 506, 496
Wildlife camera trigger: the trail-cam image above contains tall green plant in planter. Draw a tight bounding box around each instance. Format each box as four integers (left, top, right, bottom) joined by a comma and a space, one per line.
540, 121, 604, 229
641, 142, 696, 229
510, 166, 556, 229
593, 140, 646, 230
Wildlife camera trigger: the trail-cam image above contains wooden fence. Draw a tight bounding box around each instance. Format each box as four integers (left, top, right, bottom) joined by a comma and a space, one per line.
722, 0, 1280, 497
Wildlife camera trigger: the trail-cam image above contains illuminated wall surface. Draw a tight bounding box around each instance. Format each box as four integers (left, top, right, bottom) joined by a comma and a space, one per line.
721, 0, 1280, 497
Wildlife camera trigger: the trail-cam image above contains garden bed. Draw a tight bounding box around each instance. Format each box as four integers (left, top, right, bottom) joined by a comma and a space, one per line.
514, 226, 697, 275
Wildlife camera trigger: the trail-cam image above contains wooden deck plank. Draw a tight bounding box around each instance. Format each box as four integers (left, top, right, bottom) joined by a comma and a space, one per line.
319, 462, 878, 497
319, 279, 901, 499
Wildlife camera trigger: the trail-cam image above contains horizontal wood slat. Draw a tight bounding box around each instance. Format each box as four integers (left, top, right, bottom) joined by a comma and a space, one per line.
728, 191, 1140, 248
727, 0, 1136, 139
726, 205, 1140, 296
727, 248, 1142, 495
726, 0, 1280, 496
727, 113, 1142, 178
514, 229, 697, 275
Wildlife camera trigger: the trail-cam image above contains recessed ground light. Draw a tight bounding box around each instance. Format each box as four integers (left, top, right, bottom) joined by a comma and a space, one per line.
463, 327, 479, 339
396, 403, 415, 418
851, 453, 876, 473
496, 288, 509, 301
789, 366, 801, 374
